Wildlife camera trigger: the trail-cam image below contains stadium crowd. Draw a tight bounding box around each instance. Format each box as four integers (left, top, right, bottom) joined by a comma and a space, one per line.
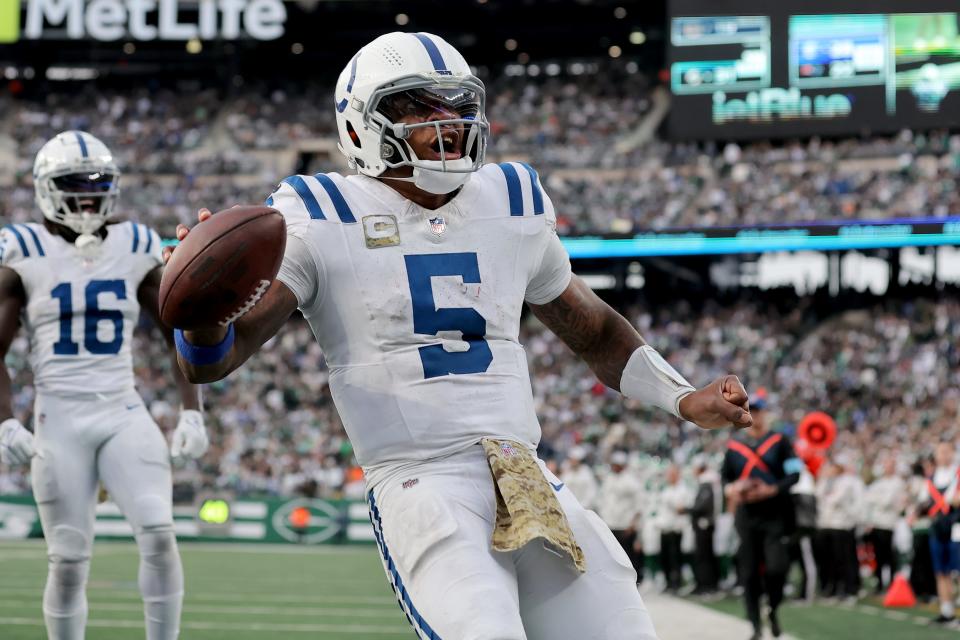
2, 70, 959, 236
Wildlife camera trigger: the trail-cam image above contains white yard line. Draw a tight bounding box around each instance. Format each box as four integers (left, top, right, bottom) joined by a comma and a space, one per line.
0, 598, 402, 618
0, 617, 411, 634
0, 585, 397, 605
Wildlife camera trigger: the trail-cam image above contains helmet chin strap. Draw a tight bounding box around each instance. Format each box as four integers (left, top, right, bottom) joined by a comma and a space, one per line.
74, 233, 103, 260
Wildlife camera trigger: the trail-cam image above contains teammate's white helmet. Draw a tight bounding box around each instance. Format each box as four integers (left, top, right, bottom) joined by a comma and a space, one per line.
334, 32, 489, 194
33, 131, 120, 236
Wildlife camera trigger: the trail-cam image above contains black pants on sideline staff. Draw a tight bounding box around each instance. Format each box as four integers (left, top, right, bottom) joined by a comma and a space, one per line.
692, 525, 719, 593
817, 528, 860, 597
868, 528, 896, 592
660, 531, 683, 591
612, 529, 645, 583
737, 517, 790, 631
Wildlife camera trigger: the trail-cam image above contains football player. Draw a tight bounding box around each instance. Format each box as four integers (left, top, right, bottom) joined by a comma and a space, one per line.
170, 33, 751, 639
0, 131, 207, 640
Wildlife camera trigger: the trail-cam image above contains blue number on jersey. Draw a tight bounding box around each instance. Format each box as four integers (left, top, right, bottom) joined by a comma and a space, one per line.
404, 252, 493, 379
50, 280, 127, 355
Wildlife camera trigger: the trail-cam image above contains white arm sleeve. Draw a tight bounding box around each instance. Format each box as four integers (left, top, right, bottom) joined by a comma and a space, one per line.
525, 232, 572, 305
275, 233, 325, 312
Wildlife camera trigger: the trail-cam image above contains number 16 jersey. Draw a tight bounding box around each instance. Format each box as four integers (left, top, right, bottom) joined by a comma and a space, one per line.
271, 163, 572, 481
0, 221, 161, 395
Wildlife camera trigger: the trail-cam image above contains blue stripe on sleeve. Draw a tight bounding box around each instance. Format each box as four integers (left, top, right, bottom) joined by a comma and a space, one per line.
498, 163, 524, 216
265, 195, 274, 207
5, 225, 29, 257
131, 222, 140, 253
22, 225, 45, 256
144, 226, 154, 254
282, 176, 326, 220
413, 33, 448, 72
518, 163, 544, 215
313, 174, 357, 223
368, 491, 442, 639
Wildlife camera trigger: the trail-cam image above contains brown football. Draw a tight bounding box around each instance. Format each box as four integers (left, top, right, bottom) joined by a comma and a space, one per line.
159, 206, 286, 329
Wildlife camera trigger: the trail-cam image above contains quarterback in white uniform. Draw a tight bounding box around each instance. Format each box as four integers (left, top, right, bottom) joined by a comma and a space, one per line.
171, 33, 753, 639
0, 131, 208, 640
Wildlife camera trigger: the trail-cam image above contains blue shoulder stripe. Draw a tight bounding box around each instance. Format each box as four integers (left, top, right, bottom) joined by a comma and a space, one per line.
281, 176, 326, 220
518, 163, 544, 215
22, 224, 45, 256
131, 222, 140, 253
5, 225, 29, 257
498, 163, 524, 216
265, 195, 274, 207
313, 174, 356, 223
144, 226, 154, 254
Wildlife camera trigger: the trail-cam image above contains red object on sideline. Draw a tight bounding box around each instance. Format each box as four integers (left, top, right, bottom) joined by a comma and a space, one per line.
883, 574, 917, 608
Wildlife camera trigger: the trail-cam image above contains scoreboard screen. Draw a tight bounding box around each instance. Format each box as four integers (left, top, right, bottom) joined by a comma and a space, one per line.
668, 0, 960, 139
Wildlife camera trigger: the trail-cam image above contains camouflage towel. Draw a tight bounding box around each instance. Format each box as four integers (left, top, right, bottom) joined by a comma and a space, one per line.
482, 438, 586, 573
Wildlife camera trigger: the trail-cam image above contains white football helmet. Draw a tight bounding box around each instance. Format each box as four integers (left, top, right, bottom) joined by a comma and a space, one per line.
334, 32, 489, 195
33, 130, 120, 236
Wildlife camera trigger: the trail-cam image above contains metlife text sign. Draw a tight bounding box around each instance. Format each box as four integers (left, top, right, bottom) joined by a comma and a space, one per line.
0, 0, 287, 43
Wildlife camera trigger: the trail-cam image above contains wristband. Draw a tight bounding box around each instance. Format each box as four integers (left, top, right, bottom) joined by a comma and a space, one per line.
619, 345, 696, 418
175, 325, 235, 366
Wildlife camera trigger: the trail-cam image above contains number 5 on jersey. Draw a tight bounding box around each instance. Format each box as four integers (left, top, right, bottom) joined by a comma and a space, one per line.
404, 253, 492, 379
51, 280, 126, 355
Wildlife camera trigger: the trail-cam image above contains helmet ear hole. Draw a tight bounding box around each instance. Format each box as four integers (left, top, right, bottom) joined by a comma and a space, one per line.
346, 121, 362, 148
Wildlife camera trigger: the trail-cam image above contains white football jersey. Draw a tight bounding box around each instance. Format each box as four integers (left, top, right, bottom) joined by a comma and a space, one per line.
272, 163, 572, 481
0, 221, 162, 394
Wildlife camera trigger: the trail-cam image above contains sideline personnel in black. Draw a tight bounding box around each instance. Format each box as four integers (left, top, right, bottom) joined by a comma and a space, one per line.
722, 389, 802, 640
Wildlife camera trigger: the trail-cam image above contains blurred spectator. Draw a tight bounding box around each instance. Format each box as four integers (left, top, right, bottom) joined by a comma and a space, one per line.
864, 456, 907, 593
919, 442, 960, 624
597, 451, 645, 583
657, 464, 691, 593
559, 446, 598, 510
816, 458, 863, 600
689, 456, 721, 595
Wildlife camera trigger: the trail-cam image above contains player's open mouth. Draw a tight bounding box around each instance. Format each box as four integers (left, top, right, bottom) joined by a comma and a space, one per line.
426, 131, 462, 160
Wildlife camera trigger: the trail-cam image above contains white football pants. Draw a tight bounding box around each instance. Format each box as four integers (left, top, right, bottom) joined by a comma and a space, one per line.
31, 390, 183, 640
367, 444, 659, 640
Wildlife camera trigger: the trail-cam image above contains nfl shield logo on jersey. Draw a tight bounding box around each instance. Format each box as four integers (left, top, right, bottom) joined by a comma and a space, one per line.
428, 215, 446, 236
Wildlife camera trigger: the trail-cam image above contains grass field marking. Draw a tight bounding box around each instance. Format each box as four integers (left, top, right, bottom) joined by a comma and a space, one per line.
883, 610, 911, 621
0, 616, 412, 634
0, 598, 403, 619
0, 585, 398, 605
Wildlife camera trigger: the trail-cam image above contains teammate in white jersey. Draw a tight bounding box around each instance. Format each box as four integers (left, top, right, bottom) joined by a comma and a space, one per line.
170, 33, 753, 639
0, 131, 207, 640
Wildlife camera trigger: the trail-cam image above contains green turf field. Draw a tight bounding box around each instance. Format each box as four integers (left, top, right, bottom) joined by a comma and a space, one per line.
3, 540, 960, 639
0, 541, 412, 639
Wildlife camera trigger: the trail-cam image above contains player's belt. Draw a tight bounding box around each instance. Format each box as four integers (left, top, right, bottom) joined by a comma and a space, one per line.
727, 434, 782, 480
481, 438, 586, 573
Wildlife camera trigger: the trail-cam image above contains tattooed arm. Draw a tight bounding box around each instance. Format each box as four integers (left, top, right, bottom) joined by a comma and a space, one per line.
529, 275, 753, 429
528, 275, 642, 391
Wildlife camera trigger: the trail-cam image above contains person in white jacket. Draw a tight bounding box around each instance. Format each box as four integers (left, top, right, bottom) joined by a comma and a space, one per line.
560, 446, 599, 510
598, 451, 645, 583
864, 457, 906, 593
658, 464, 693, 592
816, 457, 864, 599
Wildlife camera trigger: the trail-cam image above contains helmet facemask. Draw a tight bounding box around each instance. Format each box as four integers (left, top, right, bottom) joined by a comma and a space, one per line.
37, 169, 119, 236
367, 76, 489, 194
